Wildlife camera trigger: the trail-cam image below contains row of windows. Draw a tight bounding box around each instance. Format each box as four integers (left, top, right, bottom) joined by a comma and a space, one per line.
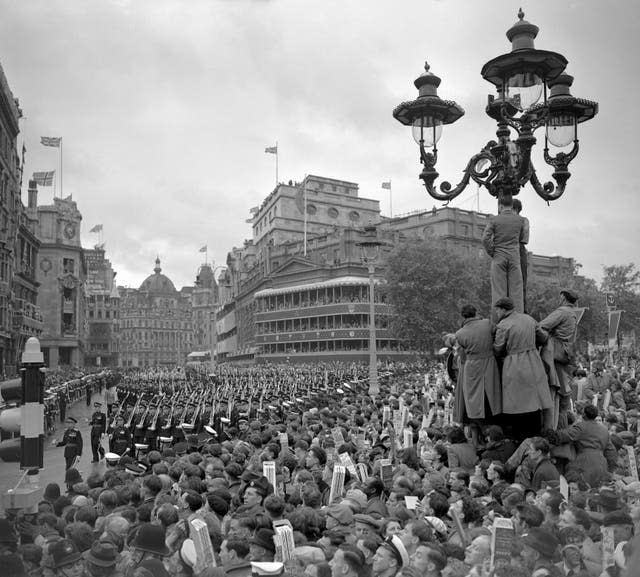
305, 205, 360, 222
121, 319, 191, 329
259, 339, 408, 355
88, 309, 117, 319
256, 314, 390, 334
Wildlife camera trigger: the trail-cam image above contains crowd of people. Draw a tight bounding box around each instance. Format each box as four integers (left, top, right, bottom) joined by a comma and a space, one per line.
1, 358, 640, 577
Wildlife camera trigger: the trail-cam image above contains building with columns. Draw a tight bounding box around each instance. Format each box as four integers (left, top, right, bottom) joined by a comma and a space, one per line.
35, 195, 86, 367
119, 258, 192, 367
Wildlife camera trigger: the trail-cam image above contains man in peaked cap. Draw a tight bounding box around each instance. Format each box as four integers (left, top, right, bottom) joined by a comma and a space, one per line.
89, 401, 107, 463
57, 417, 83, 470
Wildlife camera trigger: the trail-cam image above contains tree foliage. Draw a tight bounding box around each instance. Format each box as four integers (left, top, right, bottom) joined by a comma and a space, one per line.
380, 238, 639, 354
601, 263, 640, 337
380, 237, 490, 352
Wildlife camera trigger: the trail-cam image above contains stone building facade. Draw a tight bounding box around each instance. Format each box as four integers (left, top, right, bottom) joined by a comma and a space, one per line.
119, 258, 192, 367
35, 196, 86, 367
84, 246, 119, 367
0, 63, 43, 376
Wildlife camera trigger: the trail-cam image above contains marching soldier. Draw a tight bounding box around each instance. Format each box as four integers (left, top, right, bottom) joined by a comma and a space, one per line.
109, 414, 132, 455
58, 388, 68, 423
86, 378, 93, 407
57, 417, 83, 470
89, 401, 107, 463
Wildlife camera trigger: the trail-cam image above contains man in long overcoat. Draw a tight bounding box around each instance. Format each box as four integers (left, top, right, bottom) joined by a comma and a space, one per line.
538, 289, 579, 429
455, 304, 502, 444
493, 297, 553, 429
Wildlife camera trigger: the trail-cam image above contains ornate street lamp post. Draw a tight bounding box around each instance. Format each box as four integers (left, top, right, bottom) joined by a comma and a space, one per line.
393, 10, 598, 204
356, 225, 383, 399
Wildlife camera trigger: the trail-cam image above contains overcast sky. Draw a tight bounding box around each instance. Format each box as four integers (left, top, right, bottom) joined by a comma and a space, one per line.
1, 0, 638, 289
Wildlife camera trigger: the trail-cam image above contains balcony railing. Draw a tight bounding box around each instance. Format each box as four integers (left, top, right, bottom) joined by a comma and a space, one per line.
256, 301, 393, 321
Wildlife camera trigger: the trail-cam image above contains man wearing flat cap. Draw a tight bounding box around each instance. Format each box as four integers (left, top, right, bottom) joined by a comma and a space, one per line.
538, 289, 580, 428
493, 297, 554, 430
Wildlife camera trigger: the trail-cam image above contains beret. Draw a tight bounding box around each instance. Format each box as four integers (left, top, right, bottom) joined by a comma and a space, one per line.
353, 514, 380, 529
326, 503, 353, 526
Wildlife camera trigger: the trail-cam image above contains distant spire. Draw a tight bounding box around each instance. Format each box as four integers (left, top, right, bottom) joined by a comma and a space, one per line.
154, 257, 161, 274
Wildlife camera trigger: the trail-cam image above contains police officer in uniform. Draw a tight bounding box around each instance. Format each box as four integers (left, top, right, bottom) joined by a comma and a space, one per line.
109, 414, 132, 455
89, 401, 107, 463
57, 417, 83, 470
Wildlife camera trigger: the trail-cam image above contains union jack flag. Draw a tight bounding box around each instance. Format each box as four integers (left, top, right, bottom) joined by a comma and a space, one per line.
40, 136, 61, 147
32, 171, 55, 186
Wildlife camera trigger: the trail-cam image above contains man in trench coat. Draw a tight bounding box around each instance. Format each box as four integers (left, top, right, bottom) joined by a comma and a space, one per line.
455, 304, 502, 445
493, 297, 553, 430
538, 289, 579, 429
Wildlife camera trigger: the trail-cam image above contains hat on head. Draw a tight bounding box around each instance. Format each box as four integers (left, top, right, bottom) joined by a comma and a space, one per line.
65, 417, 78, 424
560, 289, 579, 304
382, 535, 410, 568
344, 489, 368, 513
94, 402, 102, 407
125, 462, 146, 476
627, 409, 639, 418
248, 476, 272, 497
494, 297, 514, 311
521, 528, 559, 560
603, 511, 633, 527
424, 516, 448, 537
326, 503, 354, 526
293, 545, 326, 564
130, 523, 171, 556
173, 442, 188, 455
51, 539, 83, 568
44, 483, 61, 502
83, 541, 120, 568
72, 495, 90, 508
353, 514, 380, 531
251, 528, 276, 554
64, 468, 82, 486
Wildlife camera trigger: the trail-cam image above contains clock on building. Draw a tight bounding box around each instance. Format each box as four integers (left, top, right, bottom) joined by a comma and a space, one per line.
64, 223, 76, 239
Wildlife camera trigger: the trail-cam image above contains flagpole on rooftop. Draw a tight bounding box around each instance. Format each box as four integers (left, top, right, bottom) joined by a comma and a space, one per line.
275, 141, 279, 186
60, 138, 63, 198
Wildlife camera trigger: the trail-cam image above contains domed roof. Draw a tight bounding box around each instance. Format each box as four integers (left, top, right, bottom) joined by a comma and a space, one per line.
139, 257, 177, 294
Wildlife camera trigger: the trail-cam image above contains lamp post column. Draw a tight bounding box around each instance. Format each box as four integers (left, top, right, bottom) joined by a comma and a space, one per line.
367, 263, 379, 399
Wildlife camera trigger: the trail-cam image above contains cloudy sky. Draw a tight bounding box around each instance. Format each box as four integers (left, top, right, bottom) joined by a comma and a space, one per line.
1, 0, 638, 289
